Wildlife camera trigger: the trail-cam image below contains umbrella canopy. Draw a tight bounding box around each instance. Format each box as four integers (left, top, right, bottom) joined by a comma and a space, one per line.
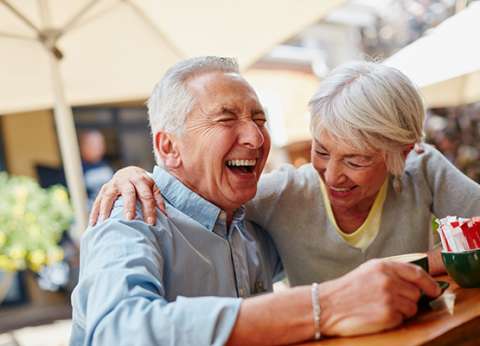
0, 0, 344, 235
0, 0, 345, 114
385, 2, 480, 108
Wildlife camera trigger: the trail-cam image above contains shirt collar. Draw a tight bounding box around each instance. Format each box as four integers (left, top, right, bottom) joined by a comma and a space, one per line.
152, 166, 243, 232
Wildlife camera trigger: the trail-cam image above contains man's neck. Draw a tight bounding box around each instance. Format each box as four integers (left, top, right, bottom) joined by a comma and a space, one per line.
168, 168, 237, 227
226, 212, 233, 229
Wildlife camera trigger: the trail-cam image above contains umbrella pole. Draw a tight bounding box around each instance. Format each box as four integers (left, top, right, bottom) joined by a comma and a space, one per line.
47, 50, 89, 239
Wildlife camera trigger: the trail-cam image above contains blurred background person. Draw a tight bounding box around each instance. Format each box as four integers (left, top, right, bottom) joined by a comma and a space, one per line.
79, 130, 114, 210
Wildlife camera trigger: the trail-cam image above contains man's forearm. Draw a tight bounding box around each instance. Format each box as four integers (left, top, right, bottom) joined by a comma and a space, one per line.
227, 286, 315, 345
226, 258, 443, 345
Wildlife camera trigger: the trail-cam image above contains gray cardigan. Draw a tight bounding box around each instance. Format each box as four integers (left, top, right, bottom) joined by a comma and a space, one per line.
246, 144, 480, 285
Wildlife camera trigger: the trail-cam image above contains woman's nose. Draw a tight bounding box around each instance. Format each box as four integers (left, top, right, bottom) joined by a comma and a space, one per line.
324, 161, 345, 186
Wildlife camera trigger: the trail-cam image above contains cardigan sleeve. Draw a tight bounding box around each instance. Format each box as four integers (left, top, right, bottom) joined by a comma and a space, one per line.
409, 144, 480, 218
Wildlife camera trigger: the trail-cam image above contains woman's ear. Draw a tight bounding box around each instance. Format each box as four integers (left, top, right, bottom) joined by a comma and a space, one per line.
155, 132, 181, 168
403, 143, 416, 159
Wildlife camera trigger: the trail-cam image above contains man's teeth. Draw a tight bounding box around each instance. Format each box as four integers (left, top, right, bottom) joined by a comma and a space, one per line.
226, 159, 256, 167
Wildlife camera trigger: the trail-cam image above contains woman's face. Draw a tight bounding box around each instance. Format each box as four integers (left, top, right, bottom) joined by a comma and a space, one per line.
311, 131, 389, 213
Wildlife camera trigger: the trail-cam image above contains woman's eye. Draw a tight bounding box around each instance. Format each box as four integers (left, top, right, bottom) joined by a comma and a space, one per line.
346, 161, 362, 168
315, 151, 329, 158
345, 160, 370, 169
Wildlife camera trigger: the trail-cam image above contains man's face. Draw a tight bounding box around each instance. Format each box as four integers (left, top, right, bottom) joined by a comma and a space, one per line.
172, 71, 270, 212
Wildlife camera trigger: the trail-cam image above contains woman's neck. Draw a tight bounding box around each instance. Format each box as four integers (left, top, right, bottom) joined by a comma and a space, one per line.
331, 198, 376, 234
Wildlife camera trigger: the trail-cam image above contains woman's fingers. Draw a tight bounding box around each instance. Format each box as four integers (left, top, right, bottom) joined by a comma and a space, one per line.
120, 183, 138, 221
89, 189, 102, 226
138, 189, 156, 225
88, 166, 166, 227
153, 186, 166, 215
98, 184, 120, 223
131, 173, 157, 224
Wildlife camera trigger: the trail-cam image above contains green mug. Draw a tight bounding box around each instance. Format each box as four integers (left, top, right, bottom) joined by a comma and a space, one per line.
383, 253, 429, 273
442, 249, 480, 288
383, 253, 449, 307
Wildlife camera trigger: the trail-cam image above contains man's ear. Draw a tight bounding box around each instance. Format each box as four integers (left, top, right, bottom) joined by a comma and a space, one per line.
155, 132, 181, 168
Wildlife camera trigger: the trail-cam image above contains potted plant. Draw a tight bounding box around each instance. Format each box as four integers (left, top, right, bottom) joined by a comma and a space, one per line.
0, 173, 73, 304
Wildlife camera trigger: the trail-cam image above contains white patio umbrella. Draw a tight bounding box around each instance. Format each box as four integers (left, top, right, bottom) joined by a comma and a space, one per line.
385, 2, 480, 108
0, 0, 345, 235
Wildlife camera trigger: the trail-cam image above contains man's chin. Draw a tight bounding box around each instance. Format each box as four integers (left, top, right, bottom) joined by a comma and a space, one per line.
226, 188, 257, 207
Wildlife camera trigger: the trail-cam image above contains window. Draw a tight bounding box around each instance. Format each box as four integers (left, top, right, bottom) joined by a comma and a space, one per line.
74, 106, 155, 171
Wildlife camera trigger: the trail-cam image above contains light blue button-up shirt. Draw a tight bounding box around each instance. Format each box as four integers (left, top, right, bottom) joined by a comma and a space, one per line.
70, 167, 283, 346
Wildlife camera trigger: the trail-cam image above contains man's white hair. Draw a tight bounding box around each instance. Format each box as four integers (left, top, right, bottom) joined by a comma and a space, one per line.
147, 56, 240, 163
309, 61, 425, 181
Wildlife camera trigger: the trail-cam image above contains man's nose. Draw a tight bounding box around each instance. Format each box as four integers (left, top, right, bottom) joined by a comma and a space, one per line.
239, 121, 264, 149
324, 160, 345, 185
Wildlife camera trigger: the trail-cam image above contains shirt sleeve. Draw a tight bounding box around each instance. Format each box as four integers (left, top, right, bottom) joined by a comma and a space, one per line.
72, 214, 241, 346
416, 145, 480, 218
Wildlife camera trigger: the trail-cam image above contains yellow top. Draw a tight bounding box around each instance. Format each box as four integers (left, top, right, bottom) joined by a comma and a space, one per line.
319, 178, 389, 251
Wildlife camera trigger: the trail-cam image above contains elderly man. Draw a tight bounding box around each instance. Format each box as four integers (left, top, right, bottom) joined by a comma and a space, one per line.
70, 57, 439, 346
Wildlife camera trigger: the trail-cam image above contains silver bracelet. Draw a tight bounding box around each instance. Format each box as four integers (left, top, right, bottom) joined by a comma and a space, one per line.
311, 282, 321, 340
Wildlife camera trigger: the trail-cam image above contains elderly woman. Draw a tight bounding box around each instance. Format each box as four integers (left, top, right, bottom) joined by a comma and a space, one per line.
91, 61, 480, 285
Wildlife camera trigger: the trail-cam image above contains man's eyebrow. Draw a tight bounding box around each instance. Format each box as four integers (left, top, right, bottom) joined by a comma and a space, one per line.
222, 105, 239, 112
207, 105, 238, 116
252, 108, 265, 116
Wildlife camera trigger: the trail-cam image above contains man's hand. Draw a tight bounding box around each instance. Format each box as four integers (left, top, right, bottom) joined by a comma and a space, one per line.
227, 259, 441, 344
89, 166, 164, 226
317, 259, 441, 336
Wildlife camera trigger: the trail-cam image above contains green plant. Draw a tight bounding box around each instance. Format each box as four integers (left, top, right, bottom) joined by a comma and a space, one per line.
0, 173, 73, 272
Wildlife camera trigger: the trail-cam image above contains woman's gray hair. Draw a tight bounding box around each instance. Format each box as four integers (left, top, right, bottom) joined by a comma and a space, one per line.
308, 61, 425, 187
147, 56, 239, 163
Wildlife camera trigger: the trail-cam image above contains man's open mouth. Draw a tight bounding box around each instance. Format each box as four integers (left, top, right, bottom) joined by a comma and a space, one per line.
226, 159, 256, 173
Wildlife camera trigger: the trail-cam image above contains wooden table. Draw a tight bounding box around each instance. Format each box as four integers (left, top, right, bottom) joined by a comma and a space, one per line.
0, 303, 71, 334
302, 275, 480, 346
